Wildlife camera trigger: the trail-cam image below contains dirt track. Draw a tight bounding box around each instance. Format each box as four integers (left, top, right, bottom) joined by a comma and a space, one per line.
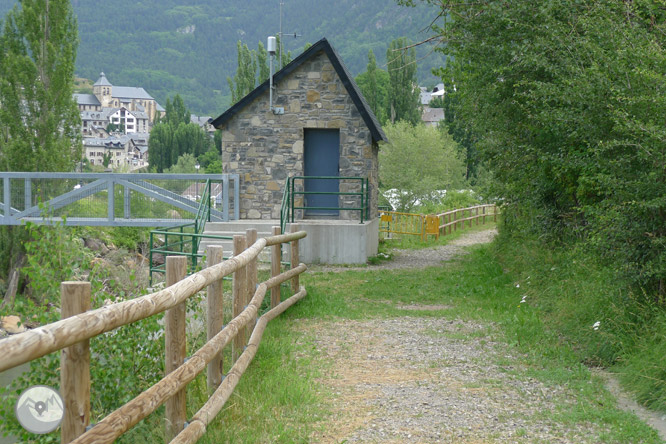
303, 229, 666, 443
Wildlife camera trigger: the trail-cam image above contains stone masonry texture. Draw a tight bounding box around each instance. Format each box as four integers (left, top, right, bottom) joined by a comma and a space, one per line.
220, 50, 379, 221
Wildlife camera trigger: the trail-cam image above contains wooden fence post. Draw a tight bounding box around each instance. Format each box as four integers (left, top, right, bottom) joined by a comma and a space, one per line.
448, 213, 452, 235
165, 256, 187, 441
246, 228, 258, 335
290, 224, 300, 294
232, 235, 246, 362
271, 226, 281, 308
61, 282, 91, 444
483, 206, 486, 224
476, 207, 479, 225
206, 246, 224, 395
494, 204, 498, 222
468, 209, 472, 228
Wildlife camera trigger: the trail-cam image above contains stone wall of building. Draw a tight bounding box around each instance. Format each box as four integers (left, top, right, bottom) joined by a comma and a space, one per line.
221, 50, 379, 221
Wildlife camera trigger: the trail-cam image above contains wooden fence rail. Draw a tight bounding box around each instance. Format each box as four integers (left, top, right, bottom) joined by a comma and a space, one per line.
379, 204, 498, 240
436, 204, 498, 236
0, 226, 307, 444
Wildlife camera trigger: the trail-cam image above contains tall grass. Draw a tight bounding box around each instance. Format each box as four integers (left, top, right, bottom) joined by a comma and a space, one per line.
493, 230, 666, 412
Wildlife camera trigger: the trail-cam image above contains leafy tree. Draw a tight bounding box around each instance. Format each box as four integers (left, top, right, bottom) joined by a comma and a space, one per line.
164, 94, 190, 126
434, 71, 478, 182
102, 151, 113, 168
0, 0, 81, 285
197, 148, 219, 170
407, 0, 666, 293
227, 40, 257, 105
276, 34, 292, 69
149, 95, 212, 172
428, 96, 444, 108
0, 0, 81, 172
204, 159, 222, 174
213, 129, 222, 153
380, 121, 466, 212
173, 121, 211, 159
165, 152, 198, 174
257, 41, 269, 84
147, 122, 172, 172
355, 49, 390, 124
106, 122, 125, 133
386, 37, 421, 125
226, 37, 294, 106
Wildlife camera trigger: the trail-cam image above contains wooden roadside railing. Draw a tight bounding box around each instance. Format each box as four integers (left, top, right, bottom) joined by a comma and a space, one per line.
436, 204, 498, 237
379, 204, 498, 241
0, 224, 307, 444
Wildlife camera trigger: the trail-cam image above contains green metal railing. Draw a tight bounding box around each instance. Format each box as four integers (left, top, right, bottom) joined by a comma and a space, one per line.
280, 176, 370, 234
149, 180, 232, 283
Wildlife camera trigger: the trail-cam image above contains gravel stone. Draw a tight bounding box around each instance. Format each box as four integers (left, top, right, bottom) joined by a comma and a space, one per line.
302, 229, 613, 443
307, 317, 603, 443
312, 228, 498, 272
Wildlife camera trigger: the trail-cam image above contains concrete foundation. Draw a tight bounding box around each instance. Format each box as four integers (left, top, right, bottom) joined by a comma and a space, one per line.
288, 218, 379, 264
201, 218, 379, 265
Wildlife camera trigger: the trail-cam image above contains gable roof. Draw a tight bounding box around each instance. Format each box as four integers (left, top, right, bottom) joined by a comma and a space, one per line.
210, 38, 387, 143
113, 86, 154, 101
74, 93, 101, 106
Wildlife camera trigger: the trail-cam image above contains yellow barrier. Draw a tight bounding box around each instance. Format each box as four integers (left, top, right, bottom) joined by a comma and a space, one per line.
379, 211, 439, 240
379, 210, 424, 237
380, 204, 498, 241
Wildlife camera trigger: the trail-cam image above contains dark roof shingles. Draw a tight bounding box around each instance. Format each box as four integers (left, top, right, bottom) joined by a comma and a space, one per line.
210, 38, 386, 142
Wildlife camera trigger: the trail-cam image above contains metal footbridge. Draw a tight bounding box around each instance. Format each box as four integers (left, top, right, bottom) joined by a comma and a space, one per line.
0, 172, 239, 227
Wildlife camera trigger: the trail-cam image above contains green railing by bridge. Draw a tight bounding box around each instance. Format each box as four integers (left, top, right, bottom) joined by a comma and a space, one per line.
149, 180, 232, 282
280, 176, 370, 234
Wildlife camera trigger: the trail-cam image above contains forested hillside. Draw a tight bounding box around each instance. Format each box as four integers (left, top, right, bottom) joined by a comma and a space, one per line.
0, 0, 445, 114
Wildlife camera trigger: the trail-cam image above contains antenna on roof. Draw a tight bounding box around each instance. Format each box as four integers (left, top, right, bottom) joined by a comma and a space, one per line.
278, 1, 301, 69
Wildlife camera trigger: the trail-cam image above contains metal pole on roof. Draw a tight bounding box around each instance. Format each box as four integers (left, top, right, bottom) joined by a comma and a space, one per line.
269, 38, 275, 110
279, 1, 283, 69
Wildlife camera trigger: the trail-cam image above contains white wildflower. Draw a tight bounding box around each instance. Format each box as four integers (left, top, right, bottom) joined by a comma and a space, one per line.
592, 321, 601, 331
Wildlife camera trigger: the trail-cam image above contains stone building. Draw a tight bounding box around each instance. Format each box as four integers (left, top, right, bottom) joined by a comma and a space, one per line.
91, 72, 162, 123
210, 38, 386, 221
83, 135, 147, 168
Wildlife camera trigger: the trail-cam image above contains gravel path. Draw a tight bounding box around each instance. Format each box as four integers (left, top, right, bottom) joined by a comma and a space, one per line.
306, 318, 599, 443
301, 229, 664, 443
312, 228, 498, 272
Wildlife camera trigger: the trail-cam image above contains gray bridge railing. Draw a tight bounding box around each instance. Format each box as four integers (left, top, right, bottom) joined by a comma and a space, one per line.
0, 172, 240, 227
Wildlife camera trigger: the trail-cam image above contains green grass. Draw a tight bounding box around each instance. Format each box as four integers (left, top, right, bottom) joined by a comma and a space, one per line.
493, 232, 666, 413
185, 239, 663, 443
381, 217, 496, 250
188, 319, 327, 443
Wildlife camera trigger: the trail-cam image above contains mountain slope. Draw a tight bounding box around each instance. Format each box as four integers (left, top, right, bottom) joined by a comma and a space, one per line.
0, 0, 445, 114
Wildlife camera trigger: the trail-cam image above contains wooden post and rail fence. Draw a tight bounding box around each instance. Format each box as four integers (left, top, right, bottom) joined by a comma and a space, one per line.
379, 204, 499, 240
0, 225, 307, 444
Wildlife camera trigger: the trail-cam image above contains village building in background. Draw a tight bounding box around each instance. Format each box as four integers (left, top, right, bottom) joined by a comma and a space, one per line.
74, 72, 169, 170
419, 83, 446, 127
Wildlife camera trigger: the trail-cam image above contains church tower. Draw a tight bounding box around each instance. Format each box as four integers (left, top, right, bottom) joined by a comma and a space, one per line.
93, 72, 113, 108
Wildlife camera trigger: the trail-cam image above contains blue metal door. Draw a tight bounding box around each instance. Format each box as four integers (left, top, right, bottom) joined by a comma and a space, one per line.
304, 129, 340, 216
